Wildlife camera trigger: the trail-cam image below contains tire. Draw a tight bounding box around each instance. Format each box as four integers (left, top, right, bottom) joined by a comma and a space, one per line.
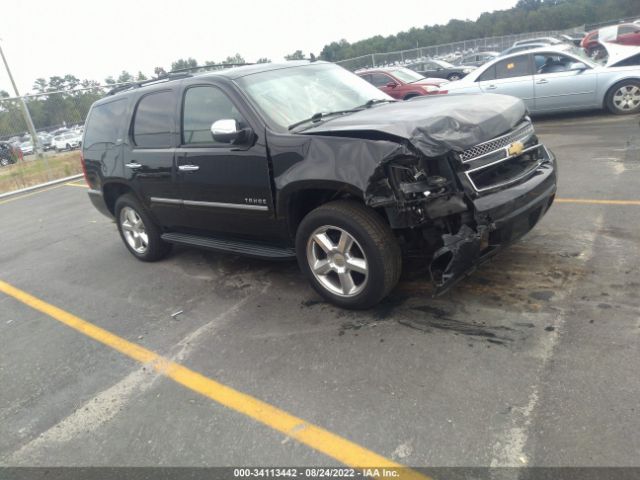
114, 194, 171, 262
295, 200, 401, 309
65, 143, 71, 151
605, 80, 640, 115
404, 93, 419, 100
0, 157, 9, 167
447, 73, 461, 81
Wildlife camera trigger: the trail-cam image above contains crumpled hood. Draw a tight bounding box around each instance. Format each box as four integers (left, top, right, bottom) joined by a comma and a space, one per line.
303, 93, 526, 157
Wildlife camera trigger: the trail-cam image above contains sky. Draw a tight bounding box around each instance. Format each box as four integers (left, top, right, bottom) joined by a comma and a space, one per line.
0, 0, 517, 94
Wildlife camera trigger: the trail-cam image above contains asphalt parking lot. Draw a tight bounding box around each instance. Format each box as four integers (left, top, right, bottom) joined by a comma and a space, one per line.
1, 112, 639, 474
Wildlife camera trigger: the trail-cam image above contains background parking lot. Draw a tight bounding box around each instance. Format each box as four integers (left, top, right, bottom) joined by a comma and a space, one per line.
1, 112, 639, 470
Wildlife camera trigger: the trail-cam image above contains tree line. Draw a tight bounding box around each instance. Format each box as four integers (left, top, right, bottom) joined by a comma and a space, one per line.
318, 0, 640, 61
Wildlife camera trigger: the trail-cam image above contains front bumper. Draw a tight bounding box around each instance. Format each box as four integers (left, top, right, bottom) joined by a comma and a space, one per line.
430, 147, 557, 292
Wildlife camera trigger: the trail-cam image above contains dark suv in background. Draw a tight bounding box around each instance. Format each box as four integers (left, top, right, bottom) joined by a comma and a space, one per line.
82, 61, 557, 309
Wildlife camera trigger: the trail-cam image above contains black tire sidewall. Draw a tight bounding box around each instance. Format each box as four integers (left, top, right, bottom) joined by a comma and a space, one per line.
606, 80, 640, 115
114, 194, 170, 262
296, 205, 396, 309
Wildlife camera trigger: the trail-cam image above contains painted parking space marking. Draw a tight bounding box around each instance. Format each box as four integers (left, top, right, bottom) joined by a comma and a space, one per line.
0, 279, 429, 480
64, 181, 88, 188
555, 198, 640, 206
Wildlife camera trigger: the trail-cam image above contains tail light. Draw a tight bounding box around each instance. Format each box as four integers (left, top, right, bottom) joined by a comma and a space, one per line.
80, 151, 89, 186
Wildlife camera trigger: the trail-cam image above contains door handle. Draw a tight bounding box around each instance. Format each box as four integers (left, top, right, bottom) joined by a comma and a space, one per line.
178, 164, 200, 172
125, 162, 142, 169
485, 84, 497, 90
536, 79, 549, 84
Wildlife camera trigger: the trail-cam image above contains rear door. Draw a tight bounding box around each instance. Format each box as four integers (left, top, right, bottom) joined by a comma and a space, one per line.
175, 84, 275, 239
532, 52, 598, 112
125, 89, 184, 227
477, 54, 535, 110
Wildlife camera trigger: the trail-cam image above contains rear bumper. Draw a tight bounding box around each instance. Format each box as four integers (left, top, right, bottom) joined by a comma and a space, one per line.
430, 148, 557, 292
88, 189, 113, 219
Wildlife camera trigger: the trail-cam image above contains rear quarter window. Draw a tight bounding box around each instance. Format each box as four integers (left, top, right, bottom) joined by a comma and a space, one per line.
83, 99, 127, 150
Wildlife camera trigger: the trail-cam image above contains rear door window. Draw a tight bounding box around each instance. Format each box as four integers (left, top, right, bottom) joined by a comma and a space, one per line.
83, 98, 127, 150
494, 55, 532, 79
132, 91, 175, 148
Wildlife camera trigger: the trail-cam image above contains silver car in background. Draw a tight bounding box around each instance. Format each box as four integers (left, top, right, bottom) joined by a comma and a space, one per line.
444, 45, 640, 115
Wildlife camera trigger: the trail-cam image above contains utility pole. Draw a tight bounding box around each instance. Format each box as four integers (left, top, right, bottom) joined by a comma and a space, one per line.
0, 39, 48, 169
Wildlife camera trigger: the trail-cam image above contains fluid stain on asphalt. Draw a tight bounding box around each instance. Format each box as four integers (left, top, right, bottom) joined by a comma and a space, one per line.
397, 305, 515, 344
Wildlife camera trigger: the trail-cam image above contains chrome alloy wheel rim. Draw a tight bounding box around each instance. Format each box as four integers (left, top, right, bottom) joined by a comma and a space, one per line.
120, 206, 149, 254
613, 85, 640, 112
306, 225, 368, 297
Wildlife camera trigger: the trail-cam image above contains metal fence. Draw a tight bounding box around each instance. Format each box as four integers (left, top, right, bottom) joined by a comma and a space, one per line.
335, 28, 585, 71
0, 85, 114, 143
0, 86, 118, 193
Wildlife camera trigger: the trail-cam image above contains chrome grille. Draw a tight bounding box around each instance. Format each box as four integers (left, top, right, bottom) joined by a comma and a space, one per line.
459, 122, 535, 163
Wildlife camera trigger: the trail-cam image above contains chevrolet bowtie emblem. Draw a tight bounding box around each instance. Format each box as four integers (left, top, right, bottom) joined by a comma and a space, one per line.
507, 141, 524, 156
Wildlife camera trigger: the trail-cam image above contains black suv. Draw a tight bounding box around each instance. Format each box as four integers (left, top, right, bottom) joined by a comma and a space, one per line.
82, 61, 557, 309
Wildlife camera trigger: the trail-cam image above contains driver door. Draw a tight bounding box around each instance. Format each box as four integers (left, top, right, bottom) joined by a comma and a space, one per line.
175, 84, 275, 239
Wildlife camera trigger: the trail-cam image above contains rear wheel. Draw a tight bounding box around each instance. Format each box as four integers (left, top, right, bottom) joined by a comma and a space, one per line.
296, 200, 401, 309
606, 80, 640, 115
0, 157, 10, 167
115, 194, 171, 261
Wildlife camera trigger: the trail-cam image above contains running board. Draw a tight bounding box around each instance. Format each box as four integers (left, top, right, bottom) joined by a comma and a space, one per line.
161, 232, 296, 260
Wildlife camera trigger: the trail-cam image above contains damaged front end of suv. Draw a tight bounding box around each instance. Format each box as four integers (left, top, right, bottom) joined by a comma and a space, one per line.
282, 93, 557, 292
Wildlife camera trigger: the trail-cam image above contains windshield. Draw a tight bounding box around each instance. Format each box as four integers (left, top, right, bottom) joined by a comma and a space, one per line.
390, 67, 425, 83
568, 46, 600, 67
434, 59, 455, 68
236, 63, 391, 131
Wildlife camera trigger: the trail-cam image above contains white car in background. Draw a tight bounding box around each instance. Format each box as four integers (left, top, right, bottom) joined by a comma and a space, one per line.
19, 141, 34, 155
53, 132, 82, 152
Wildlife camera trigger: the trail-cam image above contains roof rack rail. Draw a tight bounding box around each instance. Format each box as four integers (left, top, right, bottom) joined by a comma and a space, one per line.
106, 72, 193, 96
168, 63, 255, 74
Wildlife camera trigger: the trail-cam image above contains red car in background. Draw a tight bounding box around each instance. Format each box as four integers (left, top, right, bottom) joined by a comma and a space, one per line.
581, 23, 640, 57
356, 67, 447, 100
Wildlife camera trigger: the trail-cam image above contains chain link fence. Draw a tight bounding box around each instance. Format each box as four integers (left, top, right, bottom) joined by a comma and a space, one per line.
0, 85, 117, 194
335, 28, 585, 71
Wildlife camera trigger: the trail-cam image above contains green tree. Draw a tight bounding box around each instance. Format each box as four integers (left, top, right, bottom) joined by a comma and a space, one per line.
117, 71, 134, 83
136, 71, 148, 81
222, 53, 245, 65
285, 50, 305, 60
154, 66, 167, 77
256, 57, 271, 63
171, 57, 198, 71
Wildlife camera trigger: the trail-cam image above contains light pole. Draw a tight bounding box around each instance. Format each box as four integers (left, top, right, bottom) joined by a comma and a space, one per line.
0, 39, 48, 170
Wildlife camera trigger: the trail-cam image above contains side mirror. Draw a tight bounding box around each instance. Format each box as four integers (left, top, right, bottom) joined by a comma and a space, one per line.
570, 62, 587, 71
211, 119, 252, 144
386, 82, 398, 88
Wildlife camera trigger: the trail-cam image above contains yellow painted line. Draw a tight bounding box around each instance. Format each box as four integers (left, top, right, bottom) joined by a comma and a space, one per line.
556, 198, 640, 206
64, 182, 88, 188
0, 184, 65, 206
0, 280, 429, 479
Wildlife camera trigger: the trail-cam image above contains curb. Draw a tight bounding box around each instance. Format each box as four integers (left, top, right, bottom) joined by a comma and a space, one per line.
0, 174, 84, 200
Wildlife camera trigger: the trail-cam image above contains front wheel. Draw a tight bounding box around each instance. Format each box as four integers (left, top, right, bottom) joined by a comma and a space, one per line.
606, 80, 640, 115
115, 194, 171, 261
447, 73, 461, 81
0, 157, 10, 167
296, 200, 401, 309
